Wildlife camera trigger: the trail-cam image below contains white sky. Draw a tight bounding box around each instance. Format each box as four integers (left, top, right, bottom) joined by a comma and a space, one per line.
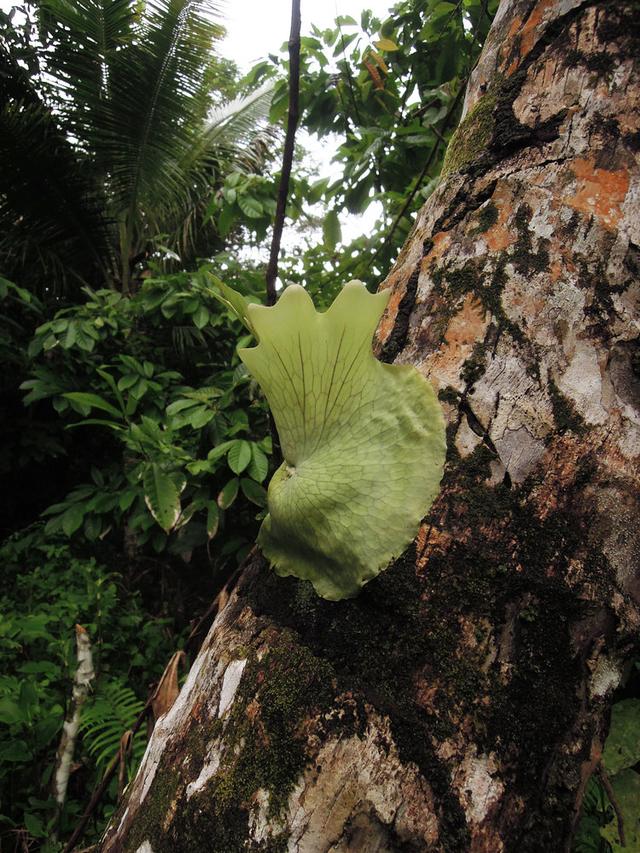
220, 0, 394, 74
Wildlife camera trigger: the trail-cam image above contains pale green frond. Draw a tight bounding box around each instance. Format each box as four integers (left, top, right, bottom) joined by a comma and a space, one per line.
238, 281, 446, 600
206, 274, 258, 337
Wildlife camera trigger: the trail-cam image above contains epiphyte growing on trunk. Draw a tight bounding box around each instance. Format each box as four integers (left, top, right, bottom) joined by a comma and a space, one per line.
212, 277, 446, 600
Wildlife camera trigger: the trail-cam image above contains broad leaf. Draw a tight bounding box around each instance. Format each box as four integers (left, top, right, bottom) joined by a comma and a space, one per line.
240, 477, 267, 507
238, 281, 446, 600
63, 392, 122, 419
143, 463, 181, 533
375, 37, 399, 51
227, 440, 252, 474
217, 478, 239, 509
206, 501, 219, 539
601, 769, 640, 851
247, 443, 269, 483
206, 274, 257, 336
62, 504, 85, 536
323, 209, 342, 251
602, 699, 640, 775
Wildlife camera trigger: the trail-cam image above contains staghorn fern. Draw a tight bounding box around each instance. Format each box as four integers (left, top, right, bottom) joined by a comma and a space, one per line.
211, 278, 446, 601
80, 680, 146, 775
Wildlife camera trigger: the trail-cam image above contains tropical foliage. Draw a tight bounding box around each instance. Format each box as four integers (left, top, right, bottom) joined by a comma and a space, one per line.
20, 270, 271, 559
259, 0, 497, 297
0, 0, 274, 295
5, 0, 636, 850
0, 528, 177, 849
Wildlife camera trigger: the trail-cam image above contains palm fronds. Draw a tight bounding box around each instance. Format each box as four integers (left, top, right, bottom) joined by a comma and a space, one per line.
0, 101, 114, 294
1, 0, 274, 295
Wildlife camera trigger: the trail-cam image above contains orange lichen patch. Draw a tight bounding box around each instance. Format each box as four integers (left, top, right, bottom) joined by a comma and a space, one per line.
424, 230, 452, 264
519, 0, 555, 59
549, 260, 563, 282
376, 280, 406, 344
484, 184, 515, 252
442, 292, 487, 349
424, 293, 488, 389
446, 293, 487, 347
500, 16, 522, 68
502, 0, 555, 75
565, 158, 630, 230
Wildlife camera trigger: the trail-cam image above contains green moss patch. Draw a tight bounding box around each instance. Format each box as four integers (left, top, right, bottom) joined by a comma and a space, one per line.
547, 379, 586, 436
219, 636, 335, 816
477, 201, 499, 233
512, 204, 550, 276
442, 93, 497, 176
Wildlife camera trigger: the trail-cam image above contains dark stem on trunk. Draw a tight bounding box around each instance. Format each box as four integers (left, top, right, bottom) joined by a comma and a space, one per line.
598, 764, 626, 847
367, 81, 466, 272
265, 0, 301, 306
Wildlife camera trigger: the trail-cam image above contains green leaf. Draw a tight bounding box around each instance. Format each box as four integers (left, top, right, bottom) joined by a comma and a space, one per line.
207, 440, 236, 463
237, 194, 264, 219
66, 418, 124, 431
217, 478, 239, 509
63, 392, 122, 419
206, 274, 257, 336
63, 321, 77, 348
247, 444, 269, 483
240, 477, 267, 507
375, 37, 399, 51
193, 306, 210, 329
323, 209, 342, 251
118, 374, 138, 392
227, 440, 252, 474
119, 489, 137, 511
189, 407, 214, 429
24, 813, 46, 838
218, 204, 236, 236
601, 769, 640, 851
84, 515, 102, 541
602, 699, 640, 775
62, 504, 85, 536
0, 739, 31, 761
206, 502, 219, 539
166, 398, 198, 416
143, 464, 181, 533
0, 698, 23, 725
237, 281, 446, 600
130, 378, 149, 400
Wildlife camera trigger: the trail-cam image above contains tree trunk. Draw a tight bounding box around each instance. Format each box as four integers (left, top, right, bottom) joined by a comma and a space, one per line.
101, 0, 640, 850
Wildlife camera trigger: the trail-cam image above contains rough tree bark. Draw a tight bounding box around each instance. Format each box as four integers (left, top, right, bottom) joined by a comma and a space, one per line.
101, 0, 639, 850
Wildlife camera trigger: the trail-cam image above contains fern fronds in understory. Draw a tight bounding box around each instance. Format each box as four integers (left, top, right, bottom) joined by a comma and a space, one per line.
80, 679, 146, 775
